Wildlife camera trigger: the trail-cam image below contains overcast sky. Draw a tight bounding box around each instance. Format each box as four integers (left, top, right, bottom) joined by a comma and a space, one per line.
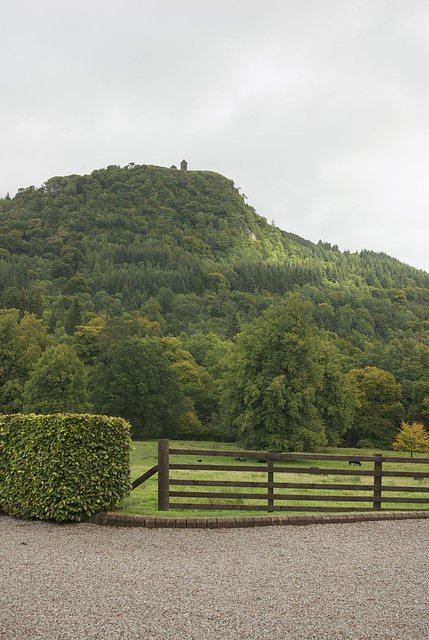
2, 0, 429, 271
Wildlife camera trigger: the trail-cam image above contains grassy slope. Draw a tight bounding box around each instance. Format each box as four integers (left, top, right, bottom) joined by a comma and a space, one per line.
117, 441, 429, 518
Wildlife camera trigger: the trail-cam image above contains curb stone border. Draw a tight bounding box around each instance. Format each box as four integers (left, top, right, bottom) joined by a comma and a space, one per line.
89, 511, 429, 529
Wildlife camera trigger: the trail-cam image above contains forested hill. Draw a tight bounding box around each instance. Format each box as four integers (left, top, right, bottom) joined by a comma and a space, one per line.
1, 162, 429, 309
2, 161, 429, 339
2, 162, 429, 447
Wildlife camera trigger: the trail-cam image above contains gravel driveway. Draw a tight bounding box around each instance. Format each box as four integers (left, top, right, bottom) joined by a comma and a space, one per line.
1, 515, 428, 640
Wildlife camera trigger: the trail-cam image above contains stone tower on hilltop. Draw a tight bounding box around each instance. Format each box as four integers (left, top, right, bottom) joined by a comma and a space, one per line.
180, 159, 188, 171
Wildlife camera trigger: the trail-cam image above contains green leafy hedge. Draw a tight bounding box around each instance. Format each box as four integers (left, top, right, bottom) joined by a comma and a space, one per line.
0, 413, 131, 522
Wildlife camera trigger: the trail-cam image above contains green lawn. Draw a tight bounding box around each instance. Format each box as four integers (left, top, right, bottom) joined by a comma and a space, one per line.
116, 440, 429, 518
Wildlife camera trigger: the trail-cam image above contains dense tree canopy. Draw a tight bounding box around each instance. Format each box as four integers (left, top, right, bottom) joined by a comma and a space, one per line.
345, 366, 405, 447
23, 344, 90, 414
0, 309, 51, 413
1, 163, 429, 449
90, 337, 184, 438
407, 380, 429, 428
220, 295, 349, 451
315, 341, 355, 446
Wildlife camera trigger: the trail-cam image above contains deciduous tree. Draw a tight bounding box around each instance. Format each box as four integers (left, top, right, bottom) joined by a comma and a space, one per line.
23, 344, 90, 414
220, 295, 327, 451
407, 380, 429, 428
345, 366, 405, 447
392, 421, 429, 457
90, 337, 184, 438
315, 341, 356, 446
0, 310, 51, 413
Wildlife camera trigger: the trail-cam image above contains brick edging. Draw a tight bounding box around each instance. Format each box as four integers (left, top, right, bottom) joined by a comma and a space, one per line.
89, 511, 429, 529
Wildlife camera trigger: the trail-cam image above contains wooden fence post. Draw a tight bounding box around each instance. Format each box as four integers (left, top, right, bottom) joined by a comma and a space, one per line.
373, 453, 383, 510
158, 439, 170, 511
267, 455, 274, 512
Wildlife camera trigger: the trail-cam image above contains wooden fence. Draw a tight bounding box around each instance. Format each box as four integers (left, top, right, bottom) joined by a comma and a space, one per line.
139, 439, 429, 513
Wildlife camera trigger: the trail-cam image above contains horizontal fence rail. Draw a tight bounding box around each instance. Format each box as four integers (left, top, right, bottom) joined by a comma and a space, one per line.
155, 439, 429, 513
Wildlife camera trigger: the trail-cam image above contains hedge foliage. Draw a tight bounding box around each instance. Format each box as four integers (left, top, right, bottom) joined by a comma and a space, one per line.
0, 413, 131, 522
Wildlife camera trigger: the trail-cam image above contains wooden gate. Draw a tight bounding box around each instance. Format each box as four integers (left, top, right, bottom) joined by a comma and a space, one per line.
152, 439, 429, 513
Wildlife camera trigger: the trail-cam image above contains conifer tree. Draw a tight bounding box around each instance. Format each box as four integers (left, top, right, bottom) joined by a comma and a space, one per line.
64, 297, 83, 335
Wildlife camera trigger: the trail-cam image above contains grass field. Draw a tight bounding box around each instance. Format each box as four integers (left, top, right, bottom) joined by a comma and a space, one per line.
117, 440, 429, 518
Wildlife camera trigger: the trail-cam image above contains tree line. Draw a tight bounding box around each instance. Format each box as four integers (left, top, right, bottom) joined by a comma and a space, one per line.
2, 294, 429, 451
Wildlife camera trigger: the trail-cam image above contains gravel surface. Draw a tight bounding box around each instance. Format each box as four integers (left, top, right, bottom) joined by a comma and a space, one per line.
1, 515, 428, 640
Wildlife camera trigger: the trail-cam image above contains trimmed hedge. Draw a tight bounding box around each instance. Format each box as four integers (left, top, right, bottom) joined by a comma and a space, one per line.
0, 413, 131, 522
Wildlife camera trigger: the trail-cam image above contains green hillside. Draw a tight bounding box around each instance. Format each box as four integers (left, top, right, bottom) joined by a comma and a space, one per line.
1, 162, 429, 316
1, 163, 429, 450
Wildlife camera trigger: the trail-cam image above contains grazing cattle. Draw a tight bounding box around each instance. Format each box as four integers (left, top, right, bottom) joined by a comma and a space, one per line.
234, 457, 247, 462
257, 458, 267, 463
349, 460, 361, 466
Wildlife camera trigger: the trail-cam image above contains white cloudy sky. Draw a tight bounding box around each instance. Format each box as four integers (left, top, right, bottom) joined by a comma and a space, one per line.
2, 0, 429, 271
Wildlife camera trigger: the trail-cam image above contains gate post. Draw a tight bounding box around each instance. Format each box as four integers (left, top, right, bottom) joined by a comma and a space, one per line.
158, 439, 170, 511
267, 455, 274, 512
373, 453, 383, 511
